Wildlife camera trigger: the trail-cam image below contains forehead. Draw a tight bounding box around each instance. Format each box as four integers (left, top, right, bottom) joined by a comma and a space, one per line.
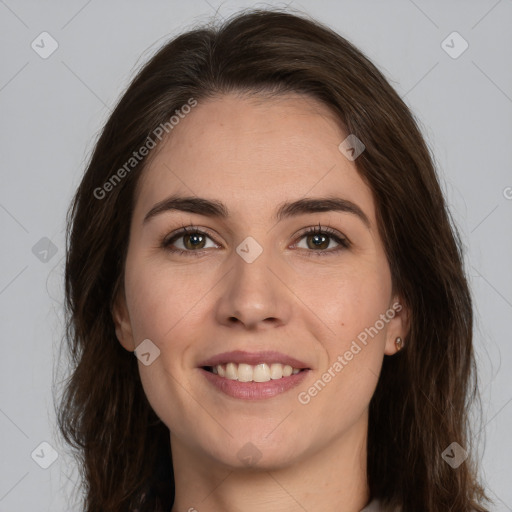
134, 92, 376, 227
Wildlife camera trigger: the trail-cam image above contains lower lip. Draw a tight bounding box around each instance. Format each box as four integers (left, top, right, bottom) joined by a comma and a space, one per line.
199, 368, 310, 400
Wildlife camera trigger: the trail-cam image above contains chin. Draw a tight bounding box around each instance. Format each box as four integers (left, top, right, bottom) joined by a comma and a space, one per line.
201, 434, 309, 471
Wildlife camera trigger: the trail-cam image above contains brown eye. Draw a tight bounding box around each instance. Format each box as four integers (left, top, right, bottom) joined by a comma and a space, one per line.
161, 224, 349, 257
162, 226, 219, 255
306, 232, 330, 250
181, 232, 207, 250
294, 225, 350, 255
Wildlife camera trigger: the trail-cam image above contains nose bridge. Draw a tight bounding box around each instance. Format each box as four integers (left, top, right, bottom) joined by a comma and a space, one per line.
215, 234, 291, 328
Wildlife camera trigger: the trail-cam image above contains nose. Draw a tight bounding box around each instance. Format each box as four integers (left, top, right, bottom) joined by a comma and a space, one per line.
214, 240, 292, 330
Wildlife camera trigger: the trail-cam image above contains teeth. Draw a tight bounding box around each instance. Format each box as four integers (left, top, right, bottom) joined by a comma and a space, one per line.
225, 362, 238, 380
253, 363, 271, 382
238, 363, 253, 382
270, 363, 283, 379
209, 362, 303, 382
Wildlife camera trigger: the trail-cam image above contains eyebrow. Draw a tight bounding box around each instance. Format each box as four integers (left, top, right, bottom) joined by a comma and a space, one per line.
143, 194, 370, 227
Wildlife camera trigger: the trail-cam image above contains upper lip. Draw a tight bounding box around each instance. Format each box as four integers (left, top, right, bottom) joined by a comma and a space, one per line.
198, 350, 310, 369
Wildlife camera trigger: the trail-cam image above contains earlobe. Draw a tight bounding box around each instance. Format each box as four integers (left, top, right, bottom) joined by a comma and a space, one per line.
111, 289, 135, 352
384, 297, 410, 356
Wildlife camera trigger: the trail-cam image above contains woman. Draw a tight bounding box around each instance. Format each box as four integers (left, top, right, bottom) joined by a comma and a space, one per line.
57, 8, 490, 512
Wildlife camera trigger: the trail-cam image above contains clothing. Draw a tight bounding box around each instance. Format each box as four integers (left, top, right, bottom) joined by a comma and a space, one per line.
360, 499, 401, 512
360, 498, 402, 512
360, 499, 382, 511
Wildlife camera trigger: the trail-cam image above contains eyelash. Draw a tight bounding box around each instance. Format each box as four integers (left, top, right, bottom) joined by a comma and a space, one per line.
160, 222, 350, 257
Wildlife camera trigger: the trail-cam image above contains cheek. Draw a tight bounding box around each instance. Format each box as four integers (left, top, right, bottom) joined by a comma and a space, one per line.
308, 260, 392, 402
125, 245, 392, 356
123, 257, 205, 431
124, 254, 201, 345
310, 260, 392, 339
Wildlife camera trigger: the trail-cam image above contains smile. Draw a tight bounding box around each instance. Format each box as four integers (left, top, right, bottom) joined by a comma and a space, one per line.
198, 350, 311, 399
204, 362, 303, 382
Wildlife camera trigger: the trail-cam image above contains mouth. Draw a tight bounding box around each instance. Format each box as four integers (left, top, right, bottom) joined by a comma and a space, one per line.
198, 351, 311, 400
202, 362, 305, 382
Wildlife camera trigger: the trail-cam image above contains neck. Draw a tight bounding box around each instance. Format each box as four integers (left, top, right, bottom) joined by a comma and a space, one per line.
170, 413, 370, 512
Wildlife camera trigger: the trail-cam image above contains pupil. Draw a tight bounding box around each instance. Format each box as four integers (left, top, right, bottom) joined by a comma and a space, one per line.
310, 234, 327, 249
187, 233, 203, 248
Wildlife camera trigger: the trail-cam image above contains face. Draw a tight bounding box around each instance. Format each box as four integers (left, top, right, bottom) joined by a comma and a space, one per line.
113, 92, 408, 470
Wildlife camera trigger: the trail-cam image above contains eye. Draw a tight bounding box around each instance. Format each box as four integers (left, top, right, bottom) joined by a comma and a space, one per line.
292, 223, 350, 256
161, 223, 350, 257
161, 224, 219, 256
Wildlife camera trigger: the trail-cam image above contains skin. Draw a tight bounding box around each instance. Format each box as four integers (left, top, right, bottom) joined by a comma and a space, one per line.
113, 92, 409, 512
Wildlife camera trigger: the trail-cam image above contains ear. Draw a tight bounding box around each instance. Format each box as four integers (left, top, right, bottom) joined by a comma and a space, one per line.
111, 286, 135, 352
383, 296, 410, 356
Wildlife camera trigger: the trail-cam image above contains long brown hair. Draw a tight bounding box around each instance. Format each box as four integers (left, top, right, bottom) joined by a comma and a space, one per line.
56, 8, 490, 511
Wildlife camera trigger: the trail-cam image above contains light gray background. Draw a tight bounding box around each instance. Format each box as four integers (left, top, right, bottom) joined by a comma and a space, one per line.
0, 1, 511, 510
